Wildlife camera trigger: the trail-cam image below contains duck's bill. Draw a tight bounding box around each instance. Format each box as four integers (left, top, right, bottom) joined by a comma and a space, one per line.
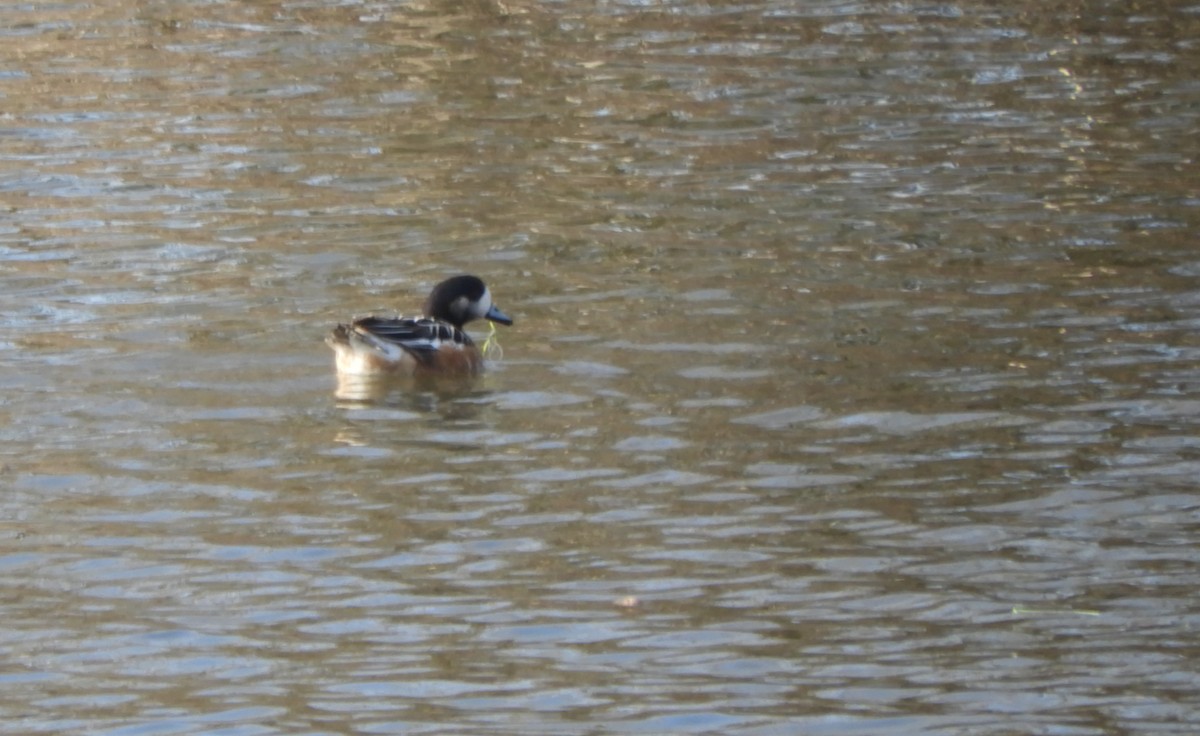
485, 305, 513, 326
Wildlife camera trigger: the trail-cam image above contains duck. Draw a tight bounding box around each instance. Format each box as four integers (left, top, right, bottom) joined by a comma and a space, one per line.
326, 275, 513, 377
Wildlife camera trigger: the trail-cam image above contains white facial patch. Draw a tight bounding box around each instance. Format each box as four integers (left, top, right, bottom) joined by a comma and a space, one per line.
470, 288, 494, 320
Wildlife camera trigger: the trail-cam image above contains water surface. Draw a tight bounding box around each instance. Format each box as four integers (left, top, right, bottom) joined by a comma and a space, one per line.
2, 1, 1199, 734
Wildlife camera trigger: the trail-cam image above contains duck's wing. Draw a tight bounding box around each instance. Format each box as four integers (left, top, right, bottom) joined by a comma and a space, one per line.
351, 316, 473, 366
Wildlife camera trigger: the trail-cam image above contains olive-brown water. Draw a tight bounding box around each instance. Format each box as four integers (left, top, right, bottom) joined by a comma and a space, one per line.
2, 1, 1199, 734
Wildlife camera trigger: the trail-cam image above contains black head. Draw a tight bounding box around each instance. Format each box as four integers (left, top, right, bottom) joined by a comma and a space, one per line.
423, 275, 513, 329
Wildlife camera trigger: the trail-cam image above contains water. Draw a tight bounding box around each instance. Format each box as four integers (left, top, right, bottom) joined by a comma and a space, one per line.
2, 1, 1199, 734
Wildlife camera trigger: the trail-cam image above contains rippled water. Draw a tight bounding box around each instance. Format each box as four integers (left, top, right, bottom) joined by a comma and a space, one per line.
2, 1, 1199, 734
